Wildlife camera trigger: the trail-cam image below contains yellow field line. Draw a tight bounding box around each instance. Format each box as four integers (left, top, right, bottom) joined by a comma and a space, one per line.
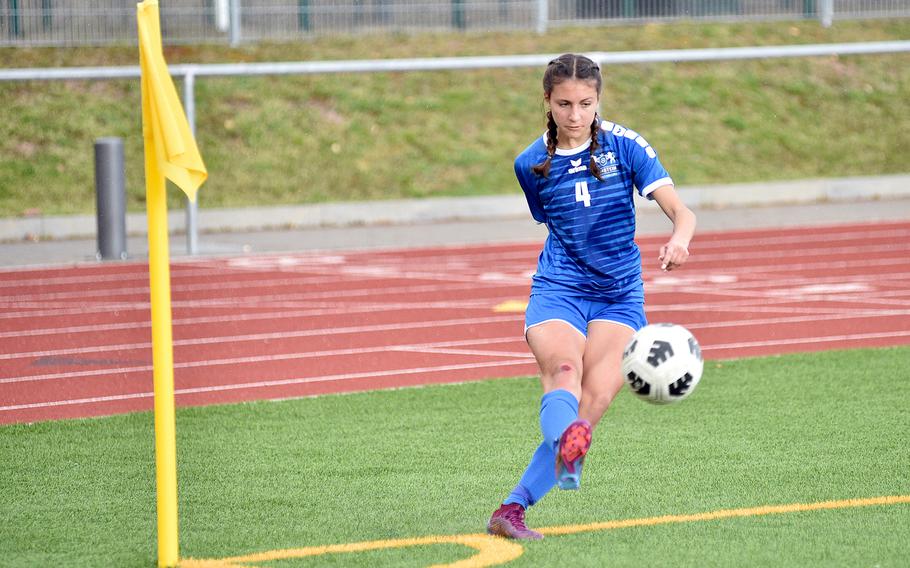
539, 494, 910, 536
179, 494, 910, 568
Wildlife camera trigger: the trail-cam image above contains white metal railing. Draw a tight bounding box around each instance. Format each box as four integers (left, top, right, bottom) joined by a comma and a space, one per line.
2, 0, 909, 46
3, 40, 909, 252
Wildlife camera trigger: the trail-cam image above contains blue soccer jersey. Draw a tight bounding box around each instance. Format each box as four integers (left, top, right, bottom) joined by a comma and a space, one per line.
515, 118, 673, 300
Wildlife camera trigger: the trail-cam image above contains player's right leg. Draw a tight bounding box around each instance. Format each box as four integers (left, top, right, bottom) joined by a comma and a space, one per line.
525, 319, 591, 490
487, 297, 587, 538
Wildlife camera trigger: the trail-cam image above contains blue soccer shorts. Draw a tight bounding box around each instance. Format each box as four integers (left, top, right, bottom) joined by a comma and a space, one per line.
524, 290, 647, 338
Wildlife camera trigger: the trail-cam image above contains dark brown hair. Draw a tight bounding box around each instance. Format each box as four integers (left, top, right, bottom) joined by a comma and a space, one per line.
531, 53, 604, 180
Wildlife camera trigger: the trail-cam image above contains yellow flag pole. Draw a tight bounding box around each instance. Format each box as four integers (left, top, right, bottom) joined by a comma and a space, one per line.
138, 1, 206, 561
144, 116, 180, 568
139, 1, 179, 562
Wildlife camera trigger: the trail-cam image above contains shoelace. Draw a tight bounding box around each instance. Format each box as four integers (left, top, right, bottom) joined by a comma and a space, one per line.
503, 507, 530, 531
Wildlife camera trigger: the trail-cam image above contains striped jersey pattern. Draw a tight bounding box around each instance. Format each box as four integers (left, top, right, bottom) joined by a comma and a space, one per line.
514, 119, 673, 300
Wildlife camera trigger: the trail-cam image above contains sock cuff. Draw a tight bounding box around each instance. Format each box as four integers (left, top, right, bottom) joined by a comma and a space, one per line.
541, 389, 579, 413
504, 484, 536, 508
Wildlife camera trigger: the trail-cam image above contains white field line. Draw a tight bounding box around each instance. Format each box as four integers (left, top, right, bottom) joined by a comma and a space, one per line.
2, 337, 528, 384
0, 359, 538, 413
0, 314, 523, 361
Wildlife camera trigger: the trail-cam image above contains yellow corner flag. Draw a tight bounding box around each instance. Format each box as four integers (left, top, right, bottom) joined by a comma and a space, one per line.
137, 1, 207, 566
138, 0, 207, 202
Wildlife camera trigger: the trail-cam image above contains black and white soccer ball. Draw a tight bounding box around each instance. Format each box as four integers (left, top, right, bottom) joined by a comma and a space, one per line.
621, 323, 703, 405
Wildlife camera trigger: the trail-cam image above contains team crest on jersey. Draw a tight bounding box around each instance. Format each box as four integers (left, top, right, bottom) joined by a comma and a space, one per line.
567, 158, 587, 174
594, 151, 619, 177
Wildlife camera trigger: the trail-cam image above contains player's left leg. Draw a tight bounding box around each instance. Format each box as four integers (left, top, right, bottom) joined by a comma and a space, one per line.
579, 320, 635, 426
553, 322, 630, 490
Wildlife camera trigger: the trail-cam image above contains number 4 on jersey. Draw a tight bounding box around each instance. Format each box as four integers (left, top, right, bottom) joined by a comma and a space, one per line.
575, 181, 591, 207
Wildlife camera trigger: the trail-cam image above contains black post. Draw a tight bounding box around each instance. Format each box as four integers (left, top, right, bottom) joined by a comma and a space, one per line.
94, 138, 128, 261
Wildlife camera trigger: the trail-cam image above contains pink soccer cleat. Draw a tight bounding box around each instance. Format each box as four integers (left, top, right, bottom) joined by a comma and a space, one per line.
486, 503, 543, 540
556, 419, 592, 490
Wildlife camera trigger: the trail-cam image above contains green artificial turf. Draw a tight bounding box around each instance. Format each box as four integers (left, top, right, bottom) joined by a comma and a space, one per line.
1, 346, 908, 567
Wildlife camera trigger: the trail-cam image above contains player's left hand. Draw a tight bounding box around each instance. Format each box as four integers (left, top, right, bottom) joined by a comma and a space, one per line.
659, 241, 689, 271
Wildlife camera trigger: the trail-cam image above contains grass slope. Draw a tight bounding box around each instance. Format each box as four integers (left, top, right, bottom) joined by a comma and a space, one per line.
1, 346, 908, 567
0, 20, 908, 217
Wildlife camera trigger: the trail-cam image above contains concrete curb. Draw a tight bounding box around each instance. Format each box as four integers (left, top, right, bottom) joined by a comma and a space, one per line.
2, 174, 908, 242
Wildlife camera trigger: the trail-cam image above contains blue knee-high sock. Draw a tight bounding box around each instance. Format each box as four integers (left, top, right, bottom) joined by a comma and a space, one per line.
539, 389, 580, 449
503, 390, 579, 508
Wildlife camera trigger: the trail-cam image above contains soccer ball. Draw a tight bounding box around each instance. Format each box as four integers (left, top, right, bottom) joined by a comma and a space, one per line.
621, 323, 703, 405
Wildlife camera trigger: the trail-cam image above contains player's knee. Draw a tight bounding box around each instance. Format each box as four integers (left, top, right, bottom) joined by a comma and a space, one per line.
547, 360, 582, 390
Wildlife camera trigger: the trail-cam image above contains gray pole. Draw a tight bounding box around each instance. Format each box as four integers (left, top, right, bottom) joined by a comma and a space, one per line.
820, 0, 834, 27
536, 0, 548, 34
183, 71, 199, 255
229, 0, 241, 46
94, 137, 128, 261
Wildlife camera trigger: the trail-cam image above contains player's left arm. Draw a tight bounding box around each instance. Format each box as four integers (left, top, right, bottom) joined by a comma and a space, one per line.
651, 185, 696, 272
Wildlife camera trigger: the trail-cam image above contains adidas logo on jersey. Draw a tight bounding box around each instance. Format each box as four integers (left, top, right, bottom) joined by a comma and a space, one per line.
567, 158, 587, 174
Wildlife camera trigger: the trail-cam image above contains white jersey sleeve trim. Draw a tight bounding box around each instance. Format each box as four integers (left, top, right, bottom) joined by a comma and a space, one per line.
640, 177, 674, 199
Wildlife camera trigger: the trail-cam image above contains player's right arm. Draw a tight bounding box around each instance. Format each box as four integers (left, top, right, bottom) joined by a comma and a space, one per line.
514, 149, 548, 224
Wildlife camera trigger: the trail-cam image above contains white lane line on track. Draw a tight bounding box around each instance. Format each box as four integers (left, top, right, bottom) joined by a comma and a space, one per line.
0, 281, 516, 317
3, 261, 907, 325
388, 347, 533, 358
0, 359, 539, 413
0, 314, 523, 361
0, 276, 520, 303
2, 337, 530, 384
4, 239, 908, 302
682, 227, 910, 250
7, 298, 910, 362
705, 329, 910, 351
670, 243, 910, 264
0, 299, 505, 338
5, 328, 909, 413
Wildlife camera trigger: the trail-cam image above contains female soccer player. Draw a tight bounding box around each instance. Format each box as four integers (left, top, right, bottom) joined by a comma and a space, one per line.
486, 53, 696, 540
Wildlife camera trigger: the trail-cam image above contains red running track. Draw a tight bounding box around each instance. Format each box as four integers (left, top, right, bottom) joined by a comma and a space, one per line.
2, 221, 909, 425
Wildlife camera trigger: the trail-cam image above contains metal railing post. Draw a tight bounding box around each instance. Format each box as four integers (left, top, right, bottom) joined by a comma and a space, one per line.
229, 0, 241, 46
183, 70, 199, 255
536, 0, 548, 34
820, 0, 834, 27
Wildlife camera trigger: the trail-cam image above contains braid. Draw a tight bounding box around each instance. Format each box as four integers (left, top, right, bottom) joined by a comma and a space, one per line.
588, 116, 604, 181
531, 111, 559, 178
